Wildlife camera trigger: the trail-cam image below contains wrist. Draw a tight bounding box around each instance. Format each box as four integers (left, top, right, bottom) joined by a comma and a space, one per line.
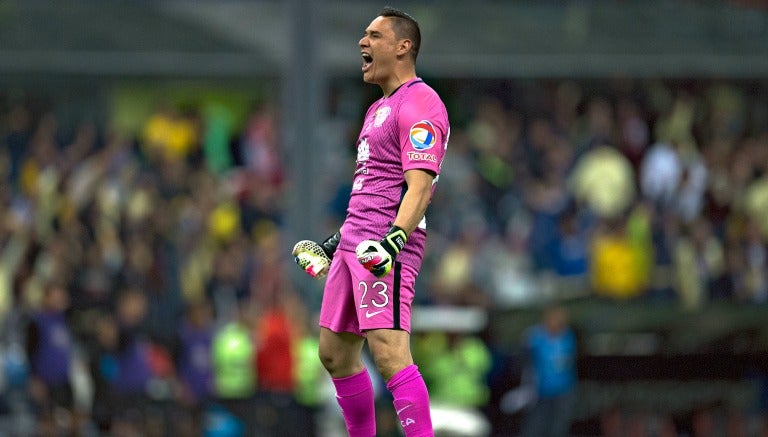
320, 230, 341, 259
380, 225, 407, 258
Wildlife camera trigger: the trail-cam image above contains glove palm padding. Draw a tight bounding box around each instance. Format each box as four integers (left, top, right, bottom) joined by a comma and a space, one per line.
292, 240, 331, 278
292, 231, 341, 279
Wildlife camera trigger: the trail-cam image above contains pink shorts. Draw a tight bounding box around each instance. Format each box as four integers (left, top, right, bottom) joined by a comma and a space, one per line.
319, 249, 418, 335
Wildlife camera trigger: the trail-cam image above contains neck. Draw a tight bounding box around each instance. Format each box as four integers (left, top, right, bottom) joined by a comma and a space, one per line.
381, 69, 417, 97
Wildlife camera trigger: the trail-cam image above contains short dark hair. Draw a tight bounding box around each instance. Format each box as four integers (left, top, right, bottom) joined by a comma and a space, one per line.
379, 6, 421, 61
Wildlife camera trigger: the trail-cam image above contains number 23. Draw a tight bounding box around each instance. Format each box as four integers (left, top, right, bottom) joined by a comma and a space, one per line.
358, 280, 389, 308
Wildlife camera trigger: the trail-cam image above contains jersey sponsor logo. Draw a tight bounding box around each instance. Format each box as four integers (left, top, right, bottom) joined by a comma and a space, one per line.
406, 151, 437, 162
357, 138, 370, 162
374, 106, 391, 127
409, 120, 437, 151
352, 177, 364, 190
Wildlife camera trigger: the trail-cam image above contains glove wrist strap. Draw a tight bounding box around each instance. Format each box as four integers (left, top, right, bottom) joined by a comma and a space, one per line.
381, 225, 407, 257
320, 230, 341, 259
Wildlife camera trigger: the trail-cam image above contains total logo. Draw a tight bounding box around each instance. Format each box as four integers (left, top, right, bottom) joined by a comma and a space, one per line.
407, 151, 437, 162
409, 120, 437, 150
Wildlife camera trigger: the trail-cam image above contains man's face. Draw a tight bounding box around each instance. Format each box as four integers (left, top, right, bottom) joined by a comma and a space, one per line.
359, 16, 400, 85
544, 307, 567, 334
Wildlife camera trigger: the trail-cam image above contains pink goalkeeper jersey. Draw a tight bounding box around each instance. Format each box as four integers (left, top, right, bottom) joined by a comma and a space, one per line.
338, 77, 449, 270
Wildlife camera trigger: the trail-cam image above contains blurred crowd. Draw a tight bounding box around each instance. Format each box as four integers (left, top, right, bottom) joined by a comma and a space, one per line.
421, 78, 768, 311
0, 99, 328, 436
0, 76, 767, 435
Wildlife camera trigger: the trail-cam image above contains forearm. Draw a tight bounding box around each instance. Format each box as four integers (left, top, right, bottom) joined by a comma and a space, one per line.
392, 169, 435, 237
392, 187, 431, 237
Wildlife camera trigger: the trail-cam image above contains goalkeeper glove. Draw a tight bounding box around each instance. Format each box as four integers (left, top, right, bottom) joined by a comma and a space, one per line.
292, 231, 341, 279
355, 225, 407, 278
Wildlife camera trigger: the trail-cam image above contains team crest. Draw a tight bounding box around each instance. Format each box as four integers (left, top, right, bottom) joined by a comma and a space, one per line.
374, 106, 391, 127
409, 120, 437, 150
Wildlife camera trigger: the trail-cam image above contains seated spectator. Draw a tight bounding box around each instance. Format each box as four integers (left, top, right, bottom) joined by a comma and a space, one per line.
590, 216, 651, 300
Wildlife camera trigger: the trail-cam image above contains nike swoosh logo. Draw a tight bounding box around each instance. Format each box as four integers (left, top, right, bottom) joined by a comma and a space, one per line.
396, 404, 412, 415
365, 309, 385, 318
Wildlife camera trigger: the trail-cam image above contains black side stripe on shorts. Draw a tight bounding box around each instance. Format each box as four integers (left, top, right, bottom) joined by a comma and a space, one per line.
393, 262, 401, 330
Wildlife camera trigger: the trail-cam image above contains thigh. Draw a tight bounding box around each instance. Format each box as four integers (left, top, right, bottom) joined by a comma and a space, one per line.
319, 250, 362, 335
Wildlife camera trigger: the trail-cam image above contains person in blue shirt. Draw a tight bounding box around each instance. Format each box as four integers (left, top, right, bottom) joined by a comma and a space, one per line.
521, 304, 578, 437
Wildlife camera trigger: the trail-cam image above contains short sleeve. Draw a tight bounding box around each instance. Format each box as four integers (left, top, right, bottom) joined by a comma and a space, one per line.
397, 89, 449, 176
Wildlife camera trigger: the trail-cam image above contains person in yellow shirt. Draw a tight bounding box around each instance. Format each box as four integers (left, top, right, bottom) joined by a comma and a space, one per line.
590, 214, 651, 300
142, 105, 199, 163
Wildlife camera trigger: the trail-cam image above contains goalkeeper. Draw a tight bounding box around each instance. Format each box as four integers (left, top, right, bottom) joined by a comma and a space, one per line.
292, 7, 448, 436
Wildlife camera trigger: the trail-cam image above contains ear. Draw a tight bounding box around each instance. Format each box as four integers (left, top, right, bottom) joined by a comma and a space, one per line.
396, 39, 412, 57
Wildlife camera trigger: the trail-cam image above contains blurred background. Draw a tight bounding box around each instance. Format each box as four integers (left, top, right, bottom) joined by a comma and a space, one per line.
1, 0, 768, 436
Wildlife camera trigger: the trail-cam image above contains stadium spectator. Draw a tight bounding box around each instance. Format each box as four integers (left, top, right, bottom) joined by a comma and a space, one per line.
673, 217, 727, 308
235, 103, 283, 189
88, 312, 121, 433
25, 282, 77, 435
546, 205, 590, 281
413, 331, 492, 407
589, 214, 652, 300
641, 141, 684, 208
174, 298, 216, 435
474, 211, 540, 307
210, 305, 256, 433
569, 144, 636, 220
110, 287, 155, 431
291, 310, 327, 437
141, 103, 200, 165
520, 305, 578, 437
430, 215, 489, 307
254, 302, 295, 393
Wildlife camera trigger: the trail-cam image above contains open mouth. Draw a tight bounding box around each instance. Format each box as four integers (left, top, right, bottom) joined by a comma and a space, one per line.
361, 52, 373, 72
